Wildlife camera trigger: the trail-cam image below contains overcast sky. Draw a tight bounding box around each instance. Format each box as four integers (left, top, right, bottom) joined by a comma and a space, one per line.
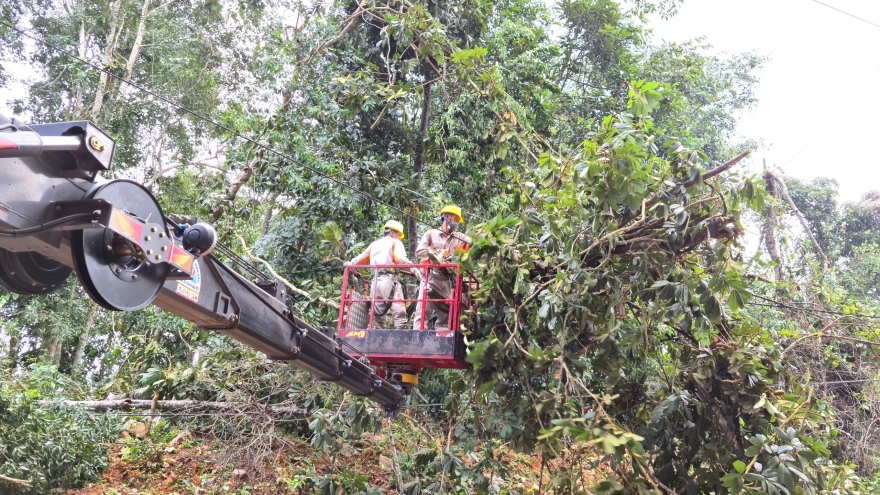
650, 0, 880, 202
3, 0, 879, 201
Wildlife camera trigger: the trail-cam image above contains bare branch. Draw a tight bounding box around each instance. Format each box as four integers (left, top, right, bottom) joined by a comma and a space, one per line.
765, 171, 829, 271
302, 0, 368, 68
681, 151, 750, 188
234, 233, 339, 309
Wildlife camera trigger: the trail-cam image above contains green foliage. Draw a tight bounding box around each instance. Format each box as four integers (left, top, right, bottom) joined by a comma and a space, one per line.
839, 192, 880, 259
0, 366, 122, 494
841, 243, 880, 302
118, 423, 182, 473
786, 179, 880, 264
459, 101, 861, 492
785, 176, 842, 259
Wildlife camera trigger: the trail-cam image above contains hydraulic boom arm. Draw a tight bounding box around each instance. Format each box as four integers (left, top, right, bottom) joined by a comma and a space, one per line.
0, 114, 404, 411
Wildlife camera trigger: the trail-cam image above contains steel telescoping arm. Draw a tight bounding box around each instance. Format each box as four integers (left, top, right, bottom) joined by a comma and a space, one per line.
0, 114, 405, 411
152, 253, 405, 409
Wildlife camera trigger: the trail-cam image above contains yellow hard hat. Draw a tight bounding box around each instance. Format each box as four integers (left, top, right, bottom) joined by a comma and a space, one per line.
382, 220, 405, 239
439, 205, 463, 222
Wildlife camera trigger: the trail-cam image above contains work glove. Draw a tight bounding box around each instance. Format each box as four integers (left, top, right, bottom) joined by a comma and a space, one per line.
343, 261, 352, 267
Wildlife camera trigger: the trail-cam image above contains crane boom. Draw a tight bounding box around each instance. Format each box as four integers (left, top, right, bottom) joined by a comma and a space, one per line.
0, 114, 404, 411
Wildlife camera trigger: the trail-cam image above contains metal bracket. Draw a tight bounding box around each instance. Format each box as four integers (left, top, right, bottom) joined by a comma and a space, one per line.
214, 292, 233, 319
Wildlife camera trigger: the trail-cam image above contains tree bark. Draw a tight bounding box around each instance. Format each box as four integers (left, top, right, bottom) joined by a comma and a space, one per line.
5, 296, 29, 368
72, 332, 88, 369
408, 82, 432, 254
36, 399, 309, 416
302, 0, 368, 67
260, 191, 280, 237
89, 0, 123, 120
72, 306, 97, 369
52, 338, 63, 366
0, 474, 32, 489
762, 169, 783, 280
124, 0, 151, 82
681, 151, 750, 188
43, 338, 58, 364
71, 21, 88, 118
6, 333, 19, 368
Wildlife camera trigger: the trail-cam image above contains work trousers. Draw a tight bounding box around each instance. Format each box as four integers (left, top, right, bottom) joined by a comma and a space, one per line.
371, 274, 407, 329
413, 271, 453, 331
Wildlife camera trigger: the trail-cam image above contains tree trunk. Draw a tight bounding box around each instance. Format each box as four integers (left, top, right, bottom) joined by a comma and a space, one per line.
43, 338, 58, 364
96, 354, 107, 381
0, 474, 32, 489
407, 82, 432, 254
260, 191, 280, 237
72, 306, 97, 370
36, 399, 309, 416
6, 334, 19, 369
124, 0, 151, 82
689, 378, 746, 461
52, 339, 63, 366
5, 296, 30, 368
72, 333, 88, 369
89, 0, 123, 120
762, 168, 783, 281
71, 21, 88, 118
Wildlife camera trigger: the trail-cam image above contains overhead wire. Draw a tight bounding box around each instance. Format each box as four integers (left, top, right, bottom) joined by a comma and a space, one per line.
808, 0, 880, 29
213, 241, 268, 280
0, 19, 447, 233
750, 293, 880, 320
813, 378, 880, 386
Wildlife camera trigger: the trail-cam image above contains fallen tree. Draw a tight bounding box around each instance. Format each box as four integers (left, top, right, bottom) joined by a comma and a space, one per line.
35, 399, 309, 416
455, 97, 867, 493
0, 474, 32, 489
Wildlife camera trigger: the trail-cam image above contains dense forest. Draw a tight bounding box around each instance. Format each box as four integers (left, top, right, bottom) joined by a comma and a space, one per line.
2, 0, 880, 493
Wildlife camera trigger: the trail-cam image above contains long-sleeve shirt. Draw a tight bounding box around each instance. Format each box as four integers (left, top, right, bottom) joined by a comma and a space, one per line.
414, 229, 471, 262
349, 236, 414, 266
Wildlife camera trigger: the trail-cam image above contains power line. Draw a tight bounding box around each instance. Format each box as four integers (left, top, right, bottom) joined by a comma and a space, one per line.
0, 19, 447, 233
809, 0, 880, 29
750, 293, 880, 320
781, 142, 811, 167
813, 378, 880, 386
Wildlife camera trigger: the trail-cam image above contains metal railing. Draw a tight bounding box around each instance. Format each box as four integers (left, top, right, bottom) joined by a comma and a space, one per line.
337, 263, 479, 333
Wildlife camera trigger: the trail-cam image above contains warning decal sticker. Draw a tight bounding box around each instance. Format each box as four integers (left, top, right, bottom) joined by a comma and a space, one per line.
339, 329, 368, 338
175, 260, 201, 303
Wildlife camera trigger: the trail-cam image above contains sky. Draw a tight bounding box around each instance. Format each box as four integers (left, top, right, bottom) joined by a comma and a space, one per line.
650, 0, 880, 202
3, 0, 879, 200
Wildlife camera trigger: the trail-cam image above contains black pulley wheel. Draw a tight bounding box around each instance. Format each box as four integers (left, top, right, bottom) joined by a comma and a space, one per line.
0, 247, 72, 295
71, 180, 169, 311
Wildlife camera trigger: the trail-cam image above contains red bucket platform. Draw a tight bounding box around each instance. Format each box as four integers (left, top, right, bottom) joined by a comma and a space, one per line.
336, 263, 479, 373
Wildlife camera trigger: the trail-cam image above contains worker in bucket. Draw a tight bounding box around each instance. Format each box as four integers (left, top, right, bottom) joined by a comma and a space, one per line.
345, 220, 420, 329
413, 205, 471, 331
